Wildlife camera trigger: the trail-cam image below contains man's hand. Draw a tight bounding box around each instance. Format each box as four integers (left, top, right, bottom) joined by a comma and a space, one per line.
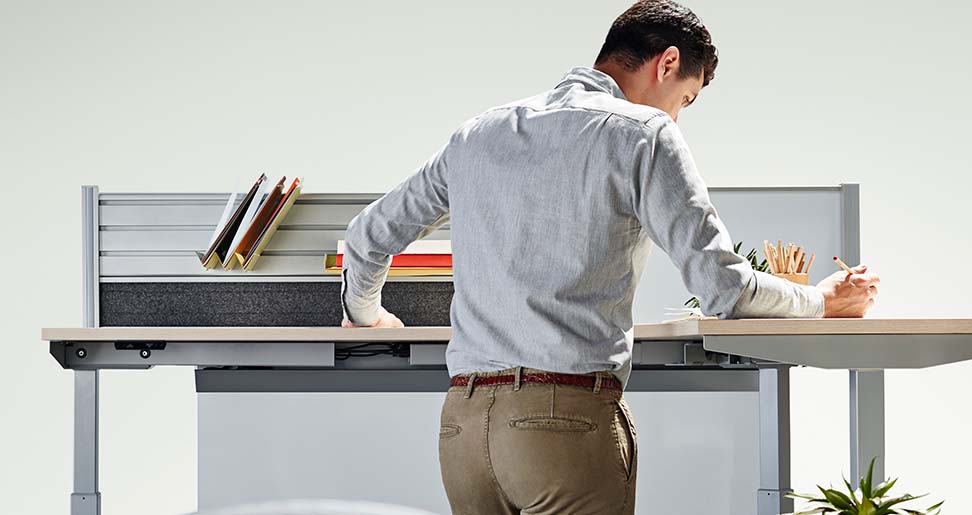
815, 264, 880, 318
341, 306, 405, 328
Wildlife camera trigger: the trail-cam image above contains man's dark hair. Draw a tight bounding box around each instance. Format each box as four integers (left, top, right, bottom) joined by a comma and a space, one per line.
595, 0, 718, 87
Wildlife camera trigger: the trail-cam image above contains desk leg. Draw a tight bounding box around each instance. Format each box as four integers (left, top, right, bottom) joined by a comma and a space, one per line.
758, 366, 792, 515
849, 370, 885, 484
72, 370, 101, 515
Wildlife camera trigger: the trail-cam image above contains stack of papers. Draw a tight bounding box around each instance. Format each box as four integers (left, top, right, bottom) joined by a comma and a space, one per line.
661, 307, 718, 324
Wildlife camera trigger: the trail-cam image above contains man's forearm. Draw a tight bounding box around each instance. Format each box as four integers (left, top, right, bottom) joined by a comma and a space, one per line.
726, 269, 825, 319
341, 268, 385, 326
340, 210, 395, 326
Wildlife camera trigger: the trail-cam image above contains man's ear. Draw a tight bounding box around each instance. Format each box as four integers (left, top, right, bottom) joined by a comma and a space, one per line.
655, 46, 681, 82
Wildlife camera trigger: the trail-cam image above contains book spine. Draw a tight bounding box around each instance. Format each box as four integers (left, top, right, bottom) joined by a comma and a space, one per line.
328, 253, 452, 268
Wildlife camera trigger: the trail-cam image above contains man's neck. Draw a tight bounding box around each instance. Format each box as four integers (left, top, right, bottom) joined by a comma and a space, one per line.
592, 62, 648, 104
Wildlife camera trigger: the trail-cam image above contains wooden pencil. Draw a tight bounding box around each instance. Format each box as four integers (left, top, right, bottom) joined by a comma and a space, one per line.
777, 240, 784, 272
794, 247, 804, 272
763, 241, 776, 273
805, 252, 816, 274
796, 253, 806, 273
833, 256, 854, 274
772, 243, 778, 273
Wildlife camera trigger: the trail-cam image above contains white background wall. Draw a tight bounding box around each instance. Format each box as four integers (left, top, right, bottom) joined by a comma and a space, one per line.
2, 1, 970, 514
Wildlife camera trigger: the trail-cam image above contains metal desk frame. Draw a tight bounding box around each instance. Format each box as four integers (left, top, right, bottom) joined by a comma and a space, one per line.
55, 324, 972, 515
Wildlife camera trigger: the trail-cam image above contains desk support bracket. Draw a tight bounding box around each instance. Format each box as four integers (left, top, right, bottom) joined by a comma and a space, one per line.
757, 366, 792, 515
72, 370, 100, 515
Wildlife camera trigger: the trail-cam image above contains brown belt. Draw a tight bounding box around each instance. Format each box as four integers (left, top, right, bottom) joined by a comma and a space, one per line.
450, 371, 621, 391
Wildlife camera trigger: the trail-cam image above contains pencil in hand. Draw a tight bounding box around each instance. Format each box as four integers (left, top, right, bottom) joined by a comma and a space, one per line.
833, 255, 854, 275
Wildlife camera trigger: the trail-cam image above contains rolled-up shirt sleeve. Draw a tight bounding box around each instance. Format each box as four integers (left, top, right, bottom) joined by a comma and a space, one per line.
340, 142, 451, 326
631, 115, 824, 319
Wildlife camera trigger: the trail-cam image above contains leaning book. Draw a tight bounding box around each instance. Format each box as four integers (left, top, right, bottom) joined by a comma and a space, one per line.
235, 177, 302, 271
196, 174, 267, 269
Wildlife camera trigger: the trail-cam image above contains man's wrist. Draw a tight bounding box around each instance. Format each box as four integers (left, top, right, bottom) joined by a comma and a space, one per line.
806, 285, 826, 318
343, 305, 379, 327
341, 266, 382, 326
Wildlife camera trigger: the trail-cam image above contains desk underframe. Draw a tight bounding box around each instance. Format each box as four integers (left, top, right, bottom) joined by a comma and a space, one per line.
50, 336, 892, 515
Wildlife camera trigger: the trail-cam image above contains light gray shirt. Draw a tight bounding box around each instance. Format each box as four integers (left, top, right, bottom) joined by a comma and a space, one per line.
341, 66, 825, 386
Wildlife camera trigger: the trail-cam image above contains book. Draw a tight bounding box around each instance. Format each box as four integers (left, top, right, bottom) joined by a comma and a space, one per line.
324, 267, 453, 277
230, 176, 287, 267
196, 175, 266, 269
336, 239, 451, 255
237, 177, 302, 271
325, 253, 452, 268
327, 239, 453, 276
222, 173, 274, 269
382, 268, 453, 277
206, 186, 240, 250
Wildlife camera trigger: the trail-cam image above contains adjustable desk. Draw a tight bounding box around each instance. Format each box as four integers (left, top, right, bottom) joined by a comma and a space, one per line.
45, 183, 924, 515
42, 319, 972, 515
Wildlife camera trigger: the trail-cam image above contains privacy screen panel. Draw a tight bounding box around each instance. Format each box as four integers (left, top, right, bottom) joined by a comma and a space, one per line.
100, 281, 453, 327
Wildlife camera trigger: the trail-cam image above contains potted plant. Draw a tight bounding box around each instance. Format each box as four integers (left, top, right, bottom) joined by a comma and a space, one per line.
785, 458, 943, 515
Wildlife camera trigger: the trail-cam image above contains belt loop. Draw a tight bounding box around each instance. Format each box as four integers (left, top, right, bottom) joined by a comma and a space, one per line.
464, 373, 477, 399
593, 374, 603, 394
513, 366, 522, 391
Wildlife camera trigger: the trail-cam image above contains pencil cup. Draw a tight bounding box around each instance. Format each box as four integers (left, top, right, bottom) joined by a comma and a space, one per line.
773, 272, 809, 286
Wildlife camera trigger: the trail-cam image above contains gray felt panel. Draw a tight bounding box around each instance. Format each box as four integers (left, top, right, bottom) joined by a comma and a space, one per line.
99, 281, 453, 327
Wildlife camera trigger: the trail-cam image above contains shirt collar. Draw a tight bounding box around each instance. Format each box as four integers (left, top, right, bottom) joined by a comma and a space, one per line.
555, 66, 628, 101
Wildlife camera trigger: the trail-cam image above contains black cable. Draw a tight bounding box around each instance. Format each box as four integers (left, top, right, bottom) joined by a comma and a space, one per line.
334, 343, 410, 361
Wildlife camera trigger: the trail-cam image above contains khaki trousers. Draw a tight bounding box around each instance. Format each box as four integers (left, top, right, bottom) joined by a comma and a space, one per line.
438, 367, 637, 515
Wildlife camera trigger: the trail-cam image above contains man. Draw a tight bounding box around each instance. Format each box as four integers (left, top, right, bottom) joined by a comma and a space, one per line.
340, 0, 880, 513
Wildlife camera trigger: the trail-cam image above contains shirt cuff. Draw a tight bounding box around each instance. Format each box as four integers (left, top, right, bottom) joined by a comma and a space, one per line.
340, 268, 381, 326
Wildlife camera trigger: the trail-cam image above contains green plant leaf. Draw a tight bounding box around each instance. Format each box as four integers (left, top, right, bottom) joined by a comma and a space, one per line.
788, 492, 827, 501
899, 504, 942, 515
860, 457, 876, 498
819, 487, 854, 510
871, 478, 897, 498
875, 493, 922, 510
859, 496, 876, 515
841, 475, 859, 506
